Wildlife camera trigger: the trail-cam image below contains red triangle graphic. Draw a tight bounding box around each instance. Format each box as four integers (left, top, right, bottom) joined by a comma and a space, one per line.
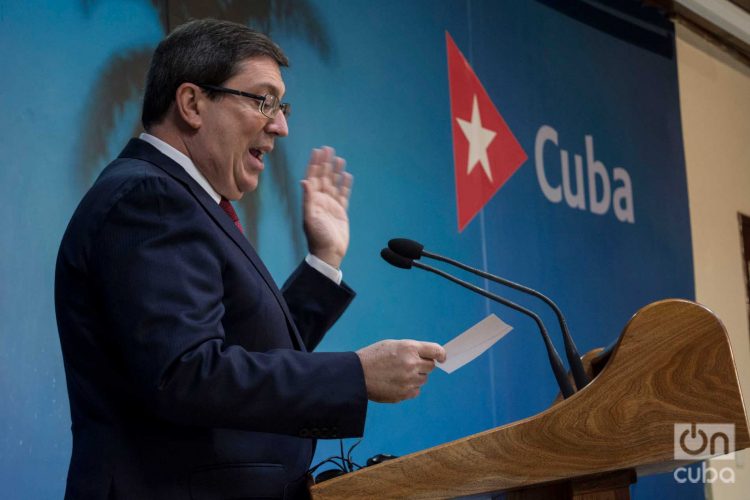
446, 32, 527, 232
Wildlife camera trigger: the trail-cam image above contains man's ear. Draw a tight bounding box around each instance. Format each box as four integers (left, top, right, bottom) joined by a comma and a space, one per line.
174, 83, 204, 130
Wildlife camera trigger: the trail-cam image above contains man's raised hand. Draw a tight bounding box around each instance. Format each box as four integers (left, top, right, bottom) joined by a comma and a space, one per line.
301, 146, 353, 269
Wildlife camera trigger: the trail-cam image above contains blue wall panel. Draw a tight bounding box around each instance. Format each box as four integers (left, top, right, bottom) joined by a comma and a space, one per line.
0, 0, 699, 497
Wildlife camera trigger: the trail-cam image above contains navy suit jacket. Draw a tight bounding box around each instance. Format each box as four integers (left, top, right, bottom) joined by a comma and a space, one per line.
55, 139, 367, 499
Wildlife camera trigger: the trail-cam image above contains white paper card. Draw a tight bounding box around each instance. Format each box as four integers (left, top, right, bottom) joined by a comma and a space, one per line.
436, 314, 512, 374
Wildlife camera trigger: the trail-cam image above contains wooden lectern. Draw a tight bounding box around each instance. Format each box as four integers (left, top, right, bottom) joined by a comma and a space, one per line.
309, 299, 750, 499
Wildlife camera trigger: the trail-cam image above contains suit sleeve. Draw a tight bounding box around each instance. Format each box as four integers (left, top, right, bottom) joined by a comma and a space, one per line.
90, 176, 367, 437
281, 262, 355, 352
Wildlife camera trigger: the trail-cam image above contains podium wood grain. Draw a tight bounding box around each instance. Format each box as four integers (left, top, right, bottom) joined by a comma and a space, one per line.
310, 300, 750, 499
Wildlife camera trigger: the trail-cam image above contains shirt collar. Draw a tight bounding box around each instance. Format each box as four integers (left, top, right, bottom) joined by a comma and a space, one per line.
139, 132, 221, 204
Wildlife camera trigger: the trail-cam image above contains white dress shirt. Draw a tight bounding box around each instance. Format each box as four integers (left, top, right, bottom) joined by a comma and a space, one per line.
139, 133, 342, 284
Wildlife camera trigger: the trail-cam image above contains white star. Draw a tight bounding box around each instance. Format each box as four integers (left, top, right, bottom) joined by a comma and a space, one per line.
456, 95, 497, 183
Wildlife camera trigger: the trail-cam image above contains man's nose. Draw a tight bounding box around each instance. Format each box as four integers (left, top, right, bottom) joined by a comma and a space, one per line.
265, 111, 289, 137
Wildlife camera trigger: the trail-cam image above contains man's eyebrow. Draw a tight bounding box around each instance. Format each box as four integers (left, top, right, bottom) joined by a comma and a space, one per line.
251, 81, 285, 97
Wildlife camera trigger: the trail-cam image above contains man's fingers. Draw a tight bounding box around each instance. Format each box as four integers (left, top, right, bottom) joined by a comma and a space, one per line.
304, 150, 324, 195
305, 147, 331, 180
331, 157, 345, 190
338, 172, 353, 209
416, 359, 436, 375
320, 145, 335, 165
319, 162, 334, 193
357, 339, 445, 403
417, 342, 447, 363
321, 153, 344, 197
305, 146, 351, 201
405, 387, 421, 400
318, 146, 335, 188
340, 170, 353, 191
306, 148, 322, 177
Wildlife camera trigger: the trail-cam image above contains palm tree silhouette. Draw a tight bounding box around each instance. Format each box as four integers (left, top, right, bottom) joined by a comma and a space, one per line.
78, 0, 333, 255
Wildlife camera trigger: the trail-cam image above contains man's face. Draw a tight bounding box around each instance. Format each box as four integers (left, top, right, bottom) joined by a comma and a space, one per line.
190, 56, 289, 200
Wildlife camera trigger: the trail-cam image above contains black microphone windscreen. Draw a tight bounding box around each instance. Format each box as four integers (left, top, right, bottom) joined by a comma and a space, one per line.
388, 238, 424, 260
380, 248, 413, 269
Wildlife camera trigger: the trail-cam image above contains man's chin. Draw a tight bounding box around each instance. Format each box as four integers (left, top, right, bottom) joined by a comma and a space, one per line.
237, 177, 260, 195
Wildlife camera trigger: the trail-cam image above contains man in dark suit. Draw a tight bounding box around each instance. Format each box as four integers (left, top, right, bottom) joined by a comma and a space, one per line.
55, 19, 445, 499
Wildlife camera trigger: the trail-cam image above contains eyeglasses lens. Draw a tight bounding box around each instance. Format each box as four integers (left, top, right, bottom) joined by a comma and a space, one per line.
261, 96, 278, 118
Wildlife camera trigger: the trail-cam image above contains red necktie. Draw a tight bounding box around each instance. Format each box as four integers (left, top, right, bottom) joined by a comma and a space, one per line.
219, 197, 244, 234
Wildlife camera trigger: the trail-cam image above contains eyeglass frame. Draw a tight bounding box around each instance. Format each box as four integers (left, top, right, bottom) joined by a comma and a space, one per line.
197, 83, 290, 119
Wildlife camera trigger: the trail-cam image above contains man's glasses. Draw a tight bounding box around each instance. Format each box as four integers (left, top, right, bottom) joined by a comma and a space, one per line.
198, 84, 290, 119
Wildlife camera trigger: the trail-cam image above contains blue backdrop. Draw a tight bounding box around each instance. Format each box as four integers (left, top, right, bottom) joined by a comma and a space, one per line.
0, 0, 697, 498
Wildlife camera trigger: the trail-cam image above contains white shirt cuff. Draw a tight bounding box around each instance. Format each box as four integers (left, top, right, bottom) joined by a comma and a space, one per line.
305, 254, 343, 285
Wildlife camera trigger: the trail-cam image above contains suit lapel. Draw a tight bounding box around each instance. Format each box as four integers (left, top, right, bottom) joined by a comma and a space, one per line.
118, 139, 306, 351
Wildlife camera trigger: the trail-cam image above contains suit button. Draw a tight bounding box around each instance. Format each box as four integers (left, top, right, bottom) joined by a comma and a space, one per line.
299, 429, 310, 437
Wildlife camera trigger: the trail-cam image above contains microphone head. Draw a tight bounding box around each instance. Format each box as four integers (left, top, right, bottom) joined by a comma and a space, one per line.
380, 248, 413, 269
388, 238, 424, 260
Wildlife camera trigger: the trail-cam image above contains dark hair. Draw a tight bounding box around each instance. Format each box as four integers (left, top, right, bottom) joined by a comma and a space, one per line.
141, 18, 289, 129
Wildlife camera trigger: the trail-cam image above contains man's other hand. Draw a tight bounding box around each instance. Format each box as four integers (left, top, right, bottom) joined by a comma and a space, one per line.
301, 146, 353, 269
356, 340, 447, 403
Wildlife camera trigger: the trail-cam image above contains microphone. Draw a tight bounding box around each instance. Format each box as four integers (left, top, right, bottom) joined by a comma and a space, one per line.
380, 248, 575, 398
388, 238, 590, 391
